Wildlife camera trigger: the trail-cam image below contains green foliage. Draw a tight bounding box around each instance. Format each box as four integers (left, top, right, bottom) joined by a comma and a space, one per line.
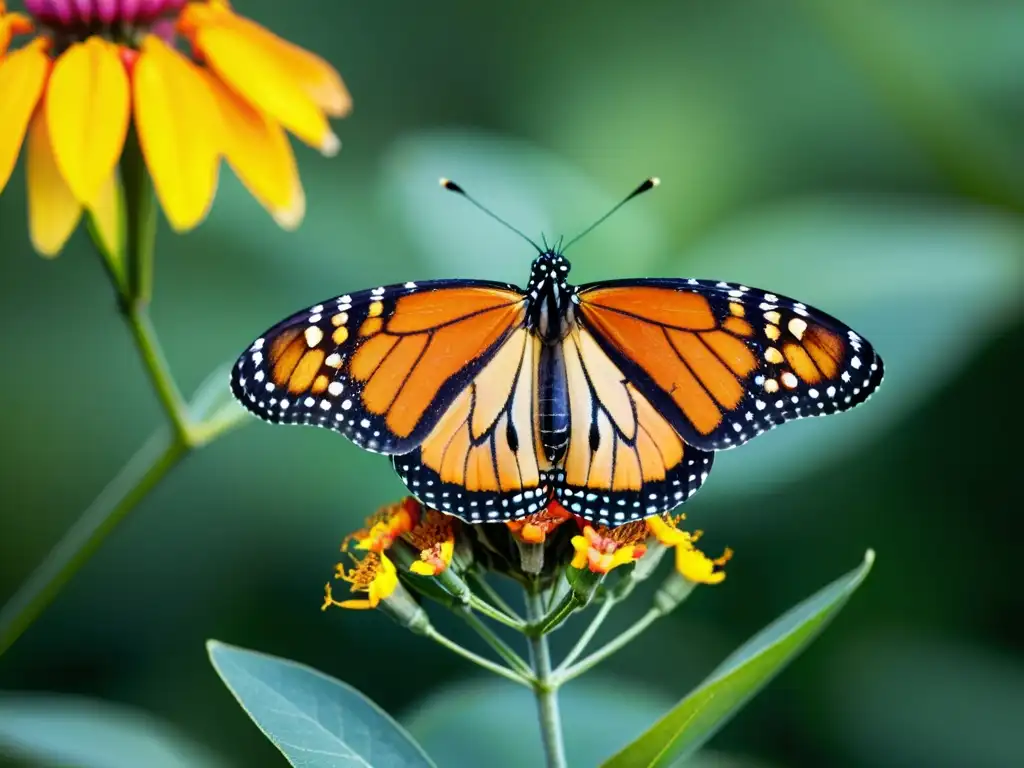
604, 551, 874, 767
207, 640, 437, 768
0, 694, 225, 768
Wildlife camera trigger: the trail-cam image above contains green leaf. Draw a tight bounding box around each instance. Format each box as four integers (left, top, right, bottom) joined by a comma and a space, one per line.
0, 693, 225, 768
602, 549, 875, 768
207, 640, 437, 768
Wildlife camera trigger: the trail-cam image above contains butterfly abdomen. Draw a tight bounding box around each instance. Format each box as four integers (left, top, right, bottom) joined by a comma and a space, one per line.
538, 341, 570, 464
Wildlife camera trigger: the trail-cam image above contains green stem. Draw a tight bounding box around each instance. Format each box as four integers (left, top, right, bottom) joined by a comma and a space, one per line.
533, 588, 585, 636
467, 594, 526, 631
458, 607, 532, 676
423, 625, 530, 687
125, 308, 193, 444
0, 431, 187, 657
0, 149, 247, 659
525, 588, 567, 768
556, 597, 616, 673
466, 569, 523, 622
555, 606, 663, 686
121, 126, 157, 306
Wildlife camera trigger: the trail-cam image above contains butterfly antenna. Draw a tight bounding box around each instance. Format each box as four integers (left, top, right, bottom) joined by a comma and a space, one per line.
562, 177, 660, 251
440, 178, 544, 254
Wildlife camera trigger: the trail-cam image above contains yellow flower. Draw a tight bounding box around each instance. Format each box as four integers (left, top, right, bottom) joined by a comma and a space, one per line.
675, 533, 732, 585
402, 508, 457, 577
570, 521, 648, 574
0, 0, 349, 257
344, 497, 421, 554
322, 551, 399, 611
647, 514, 732, 585
507, 499, 573, 544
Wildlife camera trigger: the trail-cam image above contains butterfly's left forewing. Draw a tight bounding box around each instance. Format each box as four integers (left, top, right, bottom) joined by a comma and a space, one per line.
575, 278, 884, 451
232, 280, 527, 455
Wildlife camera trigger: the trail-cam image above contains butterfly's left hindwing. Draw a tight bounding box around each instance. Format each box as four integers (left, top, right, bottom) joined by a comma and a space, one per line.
576, 278, 884, 451
392, 327, 553, 521
231, 280, 527, 455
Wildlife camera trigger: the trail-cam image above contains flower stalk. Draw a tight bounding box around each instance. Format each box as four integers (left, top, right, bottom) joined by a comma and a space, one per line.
525, 587, 568, 768
323, 498, 733, 768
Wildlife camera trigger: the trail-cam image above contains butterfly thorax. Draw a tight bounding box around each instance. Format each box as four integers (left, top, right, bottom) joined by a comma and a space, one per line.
526, 251, 574, 344
527, 251, 575, 464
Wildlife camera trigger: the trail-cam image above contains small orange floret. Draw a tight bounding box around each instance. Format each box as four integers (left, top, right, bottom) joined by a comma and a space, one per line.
570, 522, 647, 574
404, 507, 457, 576
344, 497, 421, 553
507, 500, 572, 543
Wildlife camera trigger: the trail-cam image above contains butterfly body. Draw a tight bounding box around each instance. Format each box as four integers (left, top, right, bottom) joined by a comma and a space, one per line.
232, 248, 883, 526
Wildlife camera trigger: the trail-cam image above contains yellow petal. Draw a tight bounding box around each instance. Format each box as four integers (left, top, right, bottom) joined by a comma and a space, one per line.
87, 170, 125, 271
0, 38, 48, 194
133, 35, 220, 231
203, 70, 305, 229
675, 545, 728, 585
211, 9, 350, 116
27, 104, 82, 257
409, 560, 435, 576
47, 37, 130, 205
183, 5, 339, 155
337, 598, 376, 610
569, 535, 589, 570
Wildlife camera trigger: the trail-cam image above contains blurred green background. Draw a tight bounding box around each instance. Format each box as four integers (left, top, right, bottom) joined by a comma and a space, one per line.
1, 0, 1023, 766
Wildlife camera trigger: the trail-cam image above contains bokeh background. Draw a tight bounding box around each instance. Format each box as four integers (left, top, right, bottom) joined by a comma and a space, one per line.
2, 1, 1023, 766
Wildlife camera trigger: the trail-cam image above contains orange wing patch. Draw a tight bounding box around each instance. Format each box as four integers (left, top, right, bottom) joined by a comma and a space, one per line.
579, 301, 756, 436
417, 329, 541, 493
582, 286, 717, 330
575, 279, 883, 452
561, 326, 687, 492
232, 281, 528, 456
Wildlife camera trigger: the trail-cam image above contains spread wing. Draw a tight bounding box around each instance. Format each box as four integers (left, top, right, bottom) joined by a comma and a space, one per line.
575, 279, 884, 451
231, 280, 527, 454
552, 322, 715, 527
392, 327, 553, 522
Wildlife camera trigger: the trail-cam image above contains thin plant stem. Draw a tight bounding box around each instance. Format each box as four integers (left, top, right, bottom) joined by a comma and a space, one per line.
534, 589, 585, 636
466, 594, 526, 631
121, 126, 157, 306
0, 431, 187, 657
466, 569, 522, 621
188, 404, 249, 448
0, 153, 247, 659
423, 625, 530, 688
525, 588, 567, 768
555, 606, 662, 685
556, 597, 617, 673
458, 608, 532, 676
125, 308, 192, 444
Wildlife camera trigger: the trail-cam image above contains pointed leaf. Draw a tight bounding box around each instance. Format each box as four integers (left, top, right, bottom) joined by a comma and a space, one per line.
207, 640, 437, 768
603, 550, 875, 768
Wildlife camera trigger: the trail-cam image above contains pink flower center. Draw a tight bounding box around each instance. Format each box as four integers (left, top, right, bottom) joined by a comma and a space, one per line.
25, 0, 186, 28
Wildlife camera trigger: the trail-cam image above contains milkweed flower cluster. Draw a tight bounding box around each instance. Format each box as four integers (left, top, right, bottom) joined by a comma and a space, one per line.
0, 0, 349, 256
323, 496, 731, 640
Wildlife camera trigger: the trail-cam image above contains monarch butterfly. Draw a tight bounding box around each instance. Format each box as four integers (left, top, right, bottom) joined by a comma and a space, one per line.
231, 179, 883, 526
